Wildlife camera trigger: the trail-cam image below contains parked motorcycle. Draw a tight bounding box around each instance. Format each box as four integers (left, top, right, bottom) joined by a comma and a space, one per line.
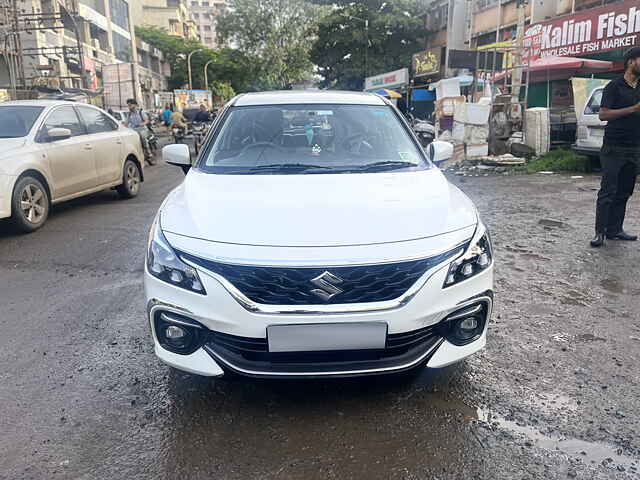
407, 113, 436, 148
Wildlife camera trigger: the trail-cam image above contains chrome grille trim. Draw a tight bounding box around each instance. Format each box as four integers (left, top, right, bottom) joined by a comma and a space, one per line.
181, 245, 466, 315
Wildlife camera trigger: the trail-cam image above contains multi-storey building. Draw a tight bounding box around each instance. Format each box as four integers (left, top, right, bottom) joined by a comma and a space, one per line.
0, 1, 169, 108
133, 0, 197, 39
189, 0, 228, 48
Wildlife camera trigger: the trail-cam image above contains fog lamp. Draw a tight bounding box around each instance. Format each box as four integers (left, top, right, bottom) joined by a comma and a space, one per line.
165, 325, 187, 339
154, 312, 205, 355
439, 302, 488, 346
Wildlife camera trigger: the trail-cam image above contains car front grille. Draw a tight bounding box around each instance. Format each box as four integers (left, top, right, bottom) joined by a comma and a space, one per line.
178, 245, 463, 306
204, 325, 442, 376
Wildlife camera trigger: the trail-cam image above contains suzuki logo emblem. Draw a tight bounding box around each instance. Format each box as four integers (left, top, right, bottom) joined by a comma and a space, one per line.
310, 271, 344, 302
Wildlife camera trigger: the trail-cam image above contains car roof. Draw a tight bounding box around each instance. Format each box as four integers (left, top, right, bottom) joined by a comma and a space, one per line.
233, 90, 387, 107
0, 99, 101, 108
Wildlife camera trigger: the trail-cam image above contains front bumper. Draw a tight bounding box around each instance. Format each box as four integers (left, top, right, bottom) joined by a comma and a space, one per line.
145, 254, 494, 378
571, 143, 601, 158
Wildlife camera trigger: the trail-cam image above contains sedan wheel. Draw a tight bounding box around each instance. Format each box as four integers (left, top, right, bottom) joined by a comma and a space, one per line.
117, 159, 142, 199
11, 176, 50, 233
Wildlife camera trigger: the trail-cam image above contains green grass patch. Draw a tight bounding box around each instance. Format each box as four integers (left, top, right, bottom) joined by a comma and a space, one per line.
526, 149, 590, 174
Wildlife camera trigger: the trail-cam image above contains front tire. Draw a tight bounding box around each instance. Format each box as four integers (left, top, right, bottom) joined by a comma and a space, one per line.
11, 176, 50, 233
116, 159, 142, 199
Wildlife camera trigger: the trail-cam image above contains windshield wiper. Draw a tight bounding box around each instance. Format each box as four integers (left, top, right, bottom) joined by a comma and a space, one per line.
356, 161, 419, 172
249, 163, 332, 172
0, 135, 23, 139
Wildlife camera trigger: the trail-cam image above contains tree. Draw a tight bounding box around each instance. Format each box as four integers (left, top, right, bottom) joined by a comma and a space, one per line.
217, 0, 321, 90
135, 26, 253, 93
310, 1, 426, 90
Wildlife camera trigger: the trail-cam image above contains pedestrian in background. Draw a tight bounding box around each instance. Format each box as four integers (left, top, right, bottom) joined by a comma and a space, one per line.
163, 104, 172, 127
591, 47, 640, 247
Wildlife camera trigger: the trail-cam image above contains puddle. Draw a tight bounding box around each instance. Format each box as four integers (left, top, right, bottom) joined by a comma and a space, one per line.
476, 409, 639, 468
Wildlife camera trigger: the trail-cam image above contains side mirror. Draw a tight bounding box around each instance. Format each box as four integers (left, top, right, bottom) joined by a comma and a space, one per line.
47, 127, 72, 142
427, 140, 454, 167
163, 144, 192, 174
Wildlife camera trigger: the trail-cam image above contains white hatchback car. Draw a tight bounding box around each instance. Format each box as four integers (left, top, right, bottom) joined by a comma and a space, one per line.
146, 91, 493, 379
0, 100, 144, 232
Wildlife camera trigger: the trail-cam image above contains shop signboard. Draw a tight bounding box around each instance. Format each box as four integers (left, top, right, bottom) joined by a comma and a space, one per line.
84, 56, 98, 90
524, 0, 640, 61
364, 68, 409, 92
173, 89, 213, 111
413, 49, 440, 77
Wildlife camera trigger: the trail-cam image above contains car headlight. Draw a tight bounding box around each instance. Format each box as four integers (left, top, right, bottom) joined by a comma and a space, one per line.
146, 215, 206, 294
443, 227, 492, 288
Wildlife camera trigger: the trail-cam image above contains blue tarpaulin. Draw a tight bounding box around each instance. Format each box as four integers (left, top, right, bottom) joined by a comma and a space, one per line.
412, 89, 435, 101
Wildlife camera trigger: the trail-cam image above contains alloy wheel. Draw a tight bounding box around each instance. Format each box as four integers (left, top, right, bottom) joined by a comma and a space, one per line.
126, 164, 140, 195
20, 183, 46, 224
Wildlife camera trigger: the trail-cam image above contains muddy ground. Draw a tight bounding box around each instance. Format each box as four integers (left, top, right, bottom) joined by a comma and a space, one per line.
1, 163, 638, 479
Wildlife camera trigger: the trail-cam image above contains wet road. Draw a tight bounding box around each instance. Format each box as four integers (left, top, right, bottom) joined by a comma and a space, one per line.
1, 164, 639, 479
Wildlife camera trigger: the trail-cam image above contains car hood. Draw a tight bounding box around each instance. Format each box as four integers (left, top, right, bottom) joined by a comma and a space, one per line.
0, 138, 27, 158
160, 169, 477, 247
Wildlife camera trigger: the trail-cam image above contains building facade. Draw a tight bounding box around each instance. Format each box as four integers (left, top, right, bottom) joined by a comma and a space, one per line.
0, 0, 169, 109
133, 0, 197, 39
190, 0, 227, 48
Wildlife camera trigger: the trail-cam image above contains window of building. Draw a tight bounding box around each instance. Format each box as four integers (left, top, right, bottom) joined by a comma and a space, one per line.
112, 31, 132, 62
202, 1, 209, 6
89, 23, 109, 51
167, 0, 180, 7
110, 0, 130, 31
204, 25, 211, 31
79, 0, 106, 15
476, 0, 498, 12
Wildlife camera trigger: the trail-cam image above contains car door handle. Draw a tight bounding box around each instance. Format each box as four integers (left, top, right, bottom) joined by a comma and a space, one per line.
84, 144, 93, 151
116, 140, 123, 144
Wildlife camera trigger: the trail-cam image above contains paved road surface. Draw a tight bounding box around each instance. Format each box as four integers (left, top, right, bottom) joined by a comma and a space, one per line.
1, 162, 639, 479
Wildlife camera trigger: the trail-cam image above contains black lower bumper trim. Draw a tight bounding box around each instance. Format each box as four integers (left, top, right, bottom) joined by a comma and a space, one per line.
203, 335, 443, 378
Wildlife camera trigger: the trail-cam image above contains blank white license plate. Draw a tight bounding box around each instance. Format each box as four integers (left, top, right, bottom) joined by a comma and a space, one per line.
590, 128, 604, 137
267, 323, 387, 353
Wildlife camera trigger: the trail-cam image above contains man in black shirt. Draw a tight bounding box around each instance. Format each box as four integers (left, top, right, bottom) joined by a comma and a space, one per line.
591, 47, 640, 247
193, 104, 212, 123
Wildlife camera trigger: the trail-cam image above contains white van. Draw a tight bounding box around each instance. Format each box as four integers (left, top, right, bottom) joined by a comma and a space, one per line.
572, 84, 609, 159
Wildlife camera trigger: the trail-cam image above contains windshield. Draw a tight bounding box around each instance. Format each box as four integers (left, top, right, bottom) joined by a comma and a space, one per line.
197, 104, 429, 174
0, 106, 44, 138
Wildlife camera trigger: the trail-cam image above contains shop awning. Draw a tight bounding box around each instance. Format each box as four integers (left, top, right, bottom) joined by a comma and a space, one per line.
493, 56, 613, 83
374, 88, 403, 99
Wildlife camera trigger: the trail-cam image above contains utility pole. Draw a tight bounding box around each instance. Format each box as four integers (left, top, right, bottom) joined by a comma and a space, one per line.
187, 48, 203, 90
204, 59, 213, 90
495, 0, 502, 43
512, 0, 527, 100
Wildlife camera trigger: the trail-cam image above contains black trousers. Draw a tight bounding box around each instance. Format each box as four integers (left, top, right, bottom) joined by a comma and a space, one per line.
595, 145, 640, 234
